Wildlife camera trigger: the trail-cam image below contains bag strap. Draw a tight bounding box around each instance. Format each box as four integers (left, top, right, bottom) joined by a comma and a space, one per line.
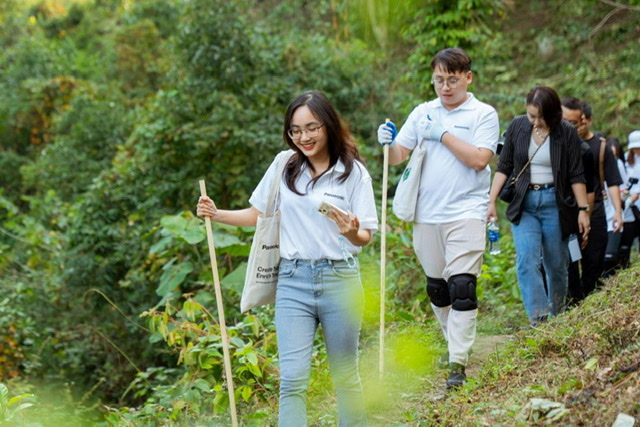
265, 150, 294, 215
598, 137, 607, 196
512, 138, 547, 183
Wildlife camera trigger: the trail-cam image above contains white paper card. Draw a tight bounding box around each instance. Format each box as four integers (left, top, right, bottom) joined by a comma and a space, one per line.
568, 234, 582, 262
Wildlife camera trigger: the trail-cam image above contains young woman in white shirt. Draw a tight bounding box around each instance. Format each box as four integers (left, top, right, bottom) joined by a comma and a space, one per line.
197, 90, 377, 426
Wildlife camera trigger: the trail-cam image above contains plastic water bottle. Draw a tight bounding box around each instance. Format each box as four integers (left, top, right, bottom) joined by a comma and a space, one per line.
488, 220, 501, 255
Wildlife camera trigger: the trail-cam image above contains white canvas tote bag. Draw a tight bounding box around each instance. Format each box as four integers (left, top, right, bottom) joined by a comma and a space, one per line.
392, 140, 426, 222
240, 150, 293, 312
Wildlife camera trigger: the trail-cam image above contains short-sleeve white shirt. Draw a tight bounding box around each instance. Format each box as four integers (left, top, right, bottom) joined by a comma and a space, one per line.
394, 93, 499, 223
249, 152, 378, 260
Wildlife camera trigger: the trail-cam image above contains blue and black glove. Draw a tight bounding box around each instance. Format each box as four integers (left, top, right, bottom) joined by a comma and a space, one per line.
377, 121, 397, 146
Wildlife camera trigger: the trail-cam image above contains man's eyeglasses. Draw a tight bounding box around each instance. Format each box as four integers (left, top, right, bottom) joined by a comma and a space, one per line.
287, 124, 324, 140
431, 76, 464, 89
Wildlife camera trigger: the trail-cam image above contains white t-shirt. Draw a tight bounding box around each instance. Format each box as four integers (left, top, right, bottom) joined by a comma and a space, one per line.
249, 152, 378, 260
604, 159, 630, 229
395, 93, 499, 223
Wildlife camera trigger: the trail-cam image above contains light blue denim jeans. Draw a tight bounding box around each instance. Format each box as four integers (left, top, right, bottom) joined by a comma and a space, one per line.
511, 187, 570, 322
275, 258, 366, 427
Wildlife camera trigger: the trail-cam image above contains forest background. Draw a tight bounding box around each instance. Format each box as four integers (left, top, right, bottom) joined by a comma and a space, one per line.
0, 0, 638, 424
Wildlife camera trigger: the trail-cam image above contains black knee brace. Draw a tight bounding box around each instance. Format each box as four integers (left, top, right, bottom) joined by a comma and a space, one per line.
448, 274, 477, 311
426, 276, 451, 307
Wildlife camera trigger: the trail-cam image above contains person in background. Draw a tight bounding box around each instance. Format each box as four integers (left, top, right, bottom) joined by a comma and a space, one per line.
377, 47, 499, 390
488, 86, 589, 327
561, 98, 622, 302
553, 104, 596, 303
198, 90, 378, 426
620, 130, 640, 266
602, 138, 630, 277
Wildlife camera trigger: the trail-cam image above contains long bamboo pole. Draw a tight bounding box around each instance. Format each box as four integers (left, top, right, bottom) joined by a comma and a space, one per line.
199, 180, 238, 427
379, 118, 391, 378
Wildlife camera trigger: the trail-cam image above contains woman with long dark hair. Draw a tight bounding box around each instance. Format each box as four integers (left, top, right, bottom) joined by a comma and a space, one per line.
487, 86, 589, 326
198, 90, 377, 425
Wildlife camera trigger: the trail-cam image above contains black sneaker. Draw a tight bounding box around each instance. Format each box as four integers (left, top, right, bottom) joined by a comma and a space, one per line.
446, 363, 466, 390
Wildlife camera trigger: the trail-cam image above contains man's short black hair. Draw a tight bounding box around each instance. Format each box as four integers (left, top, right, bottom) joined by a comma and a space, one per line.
582, 102, 593, 120
561, 96, 583, 112
430, 48, 472, 74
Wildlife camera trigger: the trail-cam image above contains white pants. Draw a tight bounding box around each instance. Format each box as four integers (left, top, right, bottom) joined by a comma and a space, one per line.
414, 219, 484, 366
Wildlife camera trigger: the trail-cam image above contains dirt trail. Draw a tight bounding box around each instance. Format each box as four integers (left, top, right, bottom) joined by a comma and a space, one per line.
365, 334, 515, 424
467, 334, 513, 377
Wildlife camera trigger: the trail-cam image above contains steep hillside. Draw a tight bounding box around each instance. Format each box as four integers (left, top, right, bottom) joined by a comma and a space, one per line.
380, 265, 640, 424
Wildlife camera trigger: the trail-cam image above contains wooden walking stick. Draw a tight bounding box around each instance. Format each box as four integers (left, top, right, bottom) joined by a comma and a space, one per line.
199, 180, 238, 427
379, 118, 391, 378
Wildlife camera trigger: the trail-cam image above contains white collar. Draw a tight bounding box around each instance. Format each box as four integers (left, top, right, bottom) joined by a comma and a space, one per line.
433, 92, 476, 111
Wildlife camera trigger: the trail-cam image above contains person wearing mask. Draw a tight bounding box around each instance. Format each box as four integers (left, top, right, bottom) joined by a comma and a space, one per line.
561, 98, 623, 301
377, 47, 499, 390
198, 90, 378, 426
488, 86, 590, 326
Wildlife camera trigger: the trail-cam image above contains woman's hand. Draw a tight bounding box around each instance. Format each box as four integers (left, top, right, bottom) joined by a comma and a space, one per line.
331, 212, 371, 246
333, 211, 360, 237
197, 196, 218, 219
578, 210, 590, 248
486, 201, 498, 223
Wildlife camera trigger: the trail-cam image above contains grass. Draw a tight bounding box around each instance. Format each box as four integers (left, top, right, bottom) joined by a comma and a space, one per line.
252, 249, 640, 426
5, 256, 638, 426
369, 265, 640, 426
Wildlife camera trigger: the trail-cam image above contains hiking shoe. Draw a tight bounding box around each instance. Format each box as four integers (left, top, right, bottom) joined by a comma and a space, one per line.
446, 363, 466, 390
438, 351, 449, 369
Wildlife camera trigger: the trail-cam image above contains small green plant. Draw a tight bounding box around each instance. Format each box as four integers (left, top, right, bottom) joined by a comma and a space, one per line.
0, 383, 34, 423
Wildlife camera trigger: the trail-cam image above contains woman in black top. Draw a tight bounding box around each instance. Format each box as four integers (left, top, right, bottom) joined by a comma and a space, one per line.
487, 86, 590, 326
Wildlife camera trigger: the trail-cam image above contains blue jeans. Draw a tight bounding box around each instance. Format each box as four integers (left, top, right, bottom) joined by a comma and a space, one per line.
275, 258, 367, 427
511, 188, 569, 322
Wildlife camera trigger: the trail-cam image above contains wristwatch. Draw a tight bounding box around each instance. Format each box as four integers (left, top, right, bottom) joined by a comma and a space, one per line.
578, 205, 590, 212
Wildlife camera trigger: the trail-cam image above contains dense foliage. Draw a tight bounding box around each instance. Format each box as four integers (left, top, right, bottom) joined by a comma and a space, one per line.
1, 0, 638, 424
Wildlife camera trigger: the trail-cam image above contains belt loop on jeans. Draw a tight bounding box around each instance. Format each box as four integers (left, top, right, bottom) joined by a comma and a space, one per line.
529, 183, 555, 190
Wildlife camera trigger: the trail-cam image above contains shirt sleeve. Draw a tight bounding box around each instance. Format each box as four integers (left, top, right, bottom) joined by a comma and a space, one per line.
566, 126, 586, 185
603, 144, 623, 187
496, 117, 518, 176
473, 107, 500, 153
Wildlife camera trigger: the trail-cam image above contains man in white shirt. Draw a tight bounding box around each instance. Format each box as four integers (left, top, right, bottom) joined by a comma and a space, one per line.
377, 47, 499, 390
